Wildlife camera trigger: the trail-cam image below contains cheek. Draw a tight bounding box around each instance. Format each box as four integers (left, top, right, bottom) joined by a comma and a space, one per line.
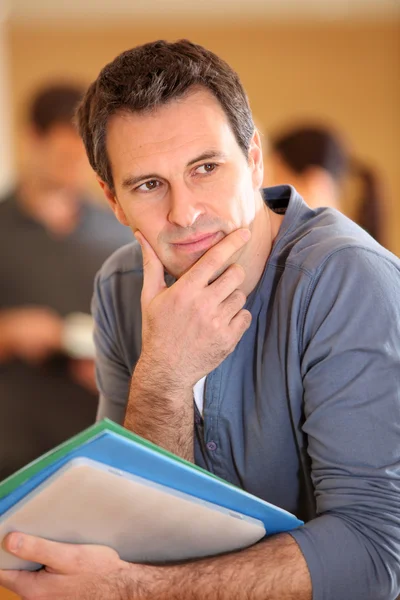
124, 200, 166, 246
229, 170, 257, 226
206, 167, 256, 226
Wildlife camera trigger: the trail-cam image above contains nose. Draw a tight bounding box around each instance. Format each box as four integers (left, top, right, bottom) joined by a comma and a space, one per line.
167, 188, 204, 228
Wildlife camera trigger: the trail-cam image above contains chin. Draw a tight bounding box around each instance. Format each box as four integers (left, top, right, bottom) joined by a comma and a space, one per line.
164, 254, 204, 279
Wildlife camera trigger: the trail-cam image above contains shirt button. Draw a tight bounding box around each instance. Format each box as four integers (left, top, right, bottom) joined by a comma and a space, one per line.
206, 441, 217, 451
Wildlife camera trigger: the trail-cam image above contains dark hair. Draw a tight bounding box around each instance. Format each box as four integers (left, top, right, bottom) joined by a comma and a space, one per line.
271, 125, 384, 243
350, 159, 384, 243
271, 125, 348, 182
76, 39, 254, 193
29, 83, 85, 134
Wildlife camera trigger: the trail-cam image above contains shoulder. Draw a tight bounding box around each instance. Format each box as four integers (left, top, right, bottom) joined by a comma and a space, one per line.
285, 210, 400, 346
93, 240, 144, 323
92, 241, 144, 349
260, 188, 400, 326
96, 240, 144, 284
272, 195, 399, 280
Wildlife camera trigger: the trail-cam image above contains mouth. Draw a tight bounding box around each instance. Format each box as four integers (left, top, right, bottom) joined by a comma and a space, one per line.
171, 232, 221, 254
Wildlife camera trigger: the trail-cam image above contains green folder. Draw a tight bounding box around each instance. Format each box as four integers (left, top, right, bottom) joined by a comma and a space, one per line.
0, 419, 304, 541
0, 418, 227, 503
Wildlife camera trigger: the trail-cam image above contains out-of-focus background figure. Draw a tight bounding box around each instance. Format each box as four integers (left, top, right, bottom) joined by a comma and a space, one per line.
0, 82, 132, 480
266, 124, 385, 243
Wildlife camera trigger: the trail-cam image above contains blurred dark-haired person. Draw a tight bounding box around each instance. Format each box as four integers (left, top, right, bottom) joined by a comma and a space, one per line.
267, 124, 384, 243
1, 42, 400, 600
0, 83, 132, 479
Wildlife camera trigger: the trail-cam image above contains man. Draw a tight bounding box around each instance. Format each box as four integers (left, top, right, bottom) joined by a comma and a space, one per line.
1, 41, 399, 600
0, 83, 132, 479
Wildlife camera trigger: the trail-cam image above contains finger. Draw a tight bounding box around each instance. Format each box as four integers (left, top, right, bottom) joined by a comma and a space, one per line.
3, 533, 78, 574
207, 263, 246, 304
0, 568, 39, 595
181, 228, 250, 289
135, 231, 166, 306
3, 533, 121, 576
219, 289, 247, 322
229, 309, 252, 341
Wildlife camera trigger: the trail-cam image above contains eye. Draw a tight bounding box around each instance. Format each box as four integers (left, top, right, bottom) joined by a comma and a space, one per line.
195, 163, 218, 175
136, 180, 161, 192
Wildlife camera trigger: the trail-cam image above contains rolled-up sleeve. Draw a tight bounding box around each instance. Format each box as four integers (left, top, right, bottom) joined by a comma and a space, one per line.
291, 247, 400, 600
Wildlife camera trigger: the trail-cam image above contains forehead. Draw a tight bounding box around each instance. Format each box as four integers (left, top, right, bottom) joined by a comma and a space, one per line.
106, 89, 239, 175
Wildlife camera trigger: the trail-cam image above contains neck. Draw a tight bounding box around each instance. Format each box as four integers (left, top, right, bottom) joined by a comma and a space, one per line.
240, 197, 284, 297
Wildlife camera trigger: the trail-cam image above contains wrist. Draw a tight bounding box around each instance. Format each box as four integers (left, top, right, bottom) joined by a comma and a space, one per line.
126, 358, 194, 460
133, 355, 193, 402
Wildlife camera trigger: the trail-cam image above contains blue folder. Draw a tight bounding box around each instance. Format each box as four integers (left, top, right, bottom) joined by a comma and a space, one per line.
0, 421, 303, 536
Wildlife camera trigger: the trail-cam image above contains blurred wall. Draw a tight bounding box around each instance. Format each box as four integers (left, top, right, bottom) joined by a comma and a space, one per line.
0, 22, 14, 195
6, 20, 400, 254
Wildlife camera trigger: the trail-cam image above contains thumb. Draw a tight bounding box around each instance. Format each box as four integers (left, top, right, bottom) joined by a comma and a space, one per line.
135, 231, 166, 306
2, 532, 120, 574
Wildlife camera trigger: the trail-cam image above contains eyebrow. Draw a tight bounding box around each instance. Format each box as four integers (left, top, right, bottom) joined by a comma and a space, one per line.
121, 150, 228, 190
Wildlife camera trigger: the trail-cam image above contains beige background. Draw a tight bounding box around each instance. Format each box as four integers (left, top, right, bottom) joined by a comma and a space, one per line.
5, 20, 400, 254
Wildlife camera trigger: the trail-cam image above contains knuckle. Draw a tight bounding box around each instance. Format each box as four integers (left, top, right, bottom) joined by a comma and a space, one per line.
211, 315, 222, 331
232, 290, 246, 306
102, 545, 119, 561
229, 263, 245, 282
241, 310, 252, 329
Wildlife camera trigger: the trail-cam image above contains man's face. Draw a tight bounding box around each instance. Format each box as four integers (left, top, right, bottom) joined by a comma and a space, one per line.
102, 88, 263, 278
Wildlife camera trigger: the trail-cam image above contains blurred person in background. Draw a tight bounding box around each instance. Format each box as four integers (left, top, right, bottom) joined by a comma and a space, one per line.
266, 124, 384, 243
0, 83, 132, 480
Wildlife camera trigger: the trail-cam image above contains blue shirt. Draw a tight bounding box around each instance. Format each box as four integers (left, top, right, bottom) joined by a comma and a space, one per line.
93, 186, 400, 600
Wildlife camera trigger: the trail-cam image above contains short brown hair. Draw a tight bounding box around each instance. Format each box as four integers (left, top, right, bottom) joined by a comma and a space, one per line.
76, 39, 254, 192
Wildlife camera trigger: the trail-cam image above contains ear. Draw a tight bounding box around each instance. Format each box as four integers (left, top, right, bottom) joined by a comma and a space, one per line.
97, 178, 130, 226
248, 129, 264, 190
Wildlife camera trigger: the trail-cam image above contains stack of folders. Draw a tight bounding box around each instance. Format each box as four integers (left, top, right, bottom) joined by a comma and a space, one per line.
0, 419, 303, 571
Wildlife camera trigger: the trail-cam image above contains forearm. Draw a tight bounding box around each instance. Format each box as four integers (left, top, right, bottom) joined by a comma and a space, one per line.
124, 358, 194, 461
129, 533, 312, 600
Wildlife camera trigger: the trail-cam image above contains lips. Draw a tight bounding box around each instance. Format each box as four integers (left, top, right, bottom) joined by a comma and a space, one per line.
171, 232, 220, 253
174, 232, 216, 245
